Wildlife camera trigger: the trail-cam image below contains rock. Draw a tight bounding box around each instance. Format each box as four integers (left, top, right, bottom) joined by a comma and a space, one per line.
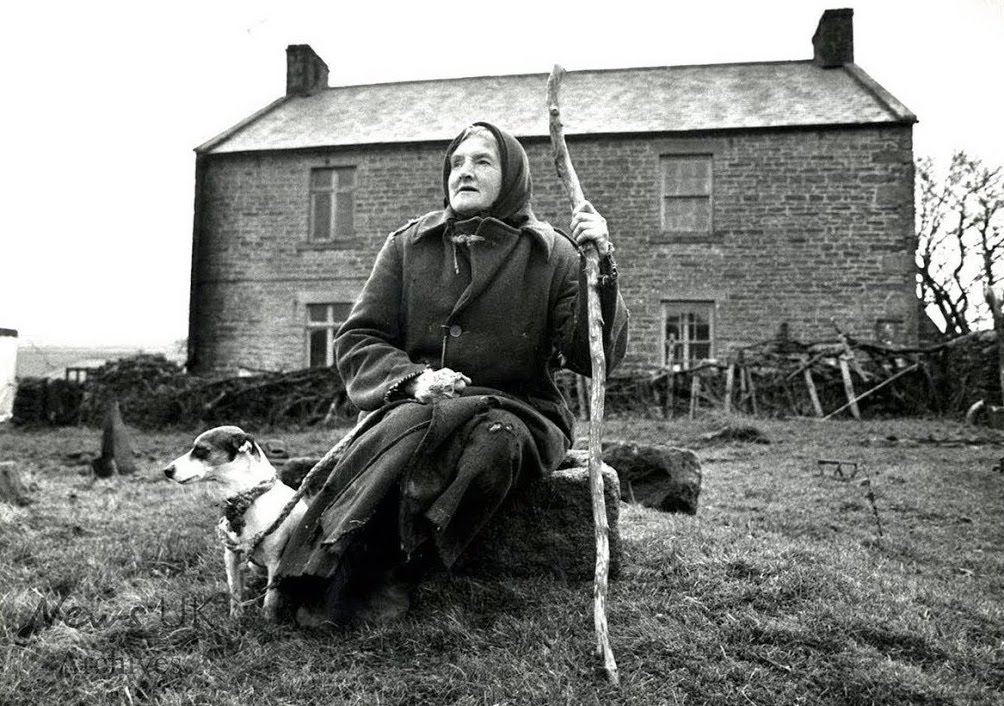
90, 456, 118, 478
262, 439, 291, 462
278, 457, 327, 496
700, 424, 770, 444
0, 461, 35, 506
63, 451, 95, 466
457, 453, 621, 580
95, 399, 136, 477
601, 441, 701, 515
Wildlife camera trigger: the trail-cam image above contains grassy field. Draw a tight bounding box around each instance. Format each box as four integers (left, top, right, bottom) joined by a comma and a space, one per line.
1, 415, 1003, 705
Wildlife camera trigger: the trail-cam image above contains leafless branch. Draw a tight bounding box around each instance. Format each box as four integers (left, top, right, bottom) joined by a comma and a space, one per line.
916, 151, 1004, 335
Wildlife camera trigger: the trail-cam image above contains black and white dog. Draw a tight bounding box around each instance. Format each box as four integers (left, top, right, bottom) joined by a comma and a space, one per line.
163, 426, 309, 621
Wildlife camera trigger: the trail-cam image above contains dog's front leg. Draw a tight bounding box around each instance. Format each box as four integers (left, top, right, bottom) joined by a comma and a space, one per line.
223, 546, 245, 618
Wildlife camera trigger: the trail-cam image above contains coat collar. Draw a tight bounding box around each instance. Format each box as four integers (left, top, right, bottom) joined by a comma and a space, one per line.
411, 210, 557, 260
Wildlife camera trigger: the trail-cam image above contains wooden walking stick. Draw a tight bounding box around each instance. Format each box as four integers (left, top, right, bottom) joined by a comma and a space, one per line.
546, 63, 619, 686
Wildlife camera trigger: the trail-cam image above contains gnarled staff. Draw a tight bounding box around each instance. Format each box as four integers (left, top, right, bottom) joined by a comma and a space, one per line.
546, 63, 619, 686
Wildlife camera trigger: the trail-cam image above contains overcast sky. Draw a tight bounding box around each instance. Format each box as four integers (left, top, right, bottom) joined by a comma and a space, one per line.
2, 0, 1002, 349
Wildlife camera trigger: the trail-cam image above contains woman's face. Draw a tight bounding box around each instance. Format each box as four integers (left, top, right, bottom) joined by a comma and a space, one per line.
447, 130, 503, 217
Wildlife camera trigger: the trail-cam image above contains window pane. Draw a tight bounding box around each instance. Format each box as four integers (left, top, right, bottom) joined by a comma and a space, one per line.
310, 168, 333, 189
663, 301, 714, 369
663, 169, 685, 196
695, 199, 711, 230
307, 304, 329, 323
664, 197, 711, 232
311, 192, 332, 240
681, 174, 710, 195
663, 162, 683, 195
331, 302, 354, 322
334, 191, 354, 238
663, 156, 711, 196
309, 329, 329, 367
687, 312, 700, 331
335, 167, 355, 189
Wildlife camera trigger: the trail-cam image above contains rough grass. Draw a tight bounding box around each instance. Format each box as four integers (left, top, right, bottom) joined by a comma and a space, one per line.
2, 415, 1003, 705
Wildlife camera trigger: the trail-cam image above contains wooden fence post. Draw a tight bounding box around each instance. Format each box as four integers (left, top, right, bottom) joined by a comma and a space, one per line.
803, 367, 825, 417
724, 363, 735, 414
838, 356, 861, 419
689, 373, 700, 419
986, 287, 1004, 405
745, 367, 759, 417
664, 368, 675, 419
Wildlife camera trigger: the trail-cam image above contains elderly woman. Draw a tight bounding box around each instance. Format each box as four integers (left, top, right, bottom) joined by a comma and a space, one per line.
278, 122, 628, 624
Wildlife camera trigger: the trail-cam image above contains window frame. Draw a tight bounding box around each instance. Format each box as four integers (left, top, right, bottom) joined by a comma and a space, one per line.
660, 153, 713, 239
308, 166, 356, 243
649, 138, 726, 244
662, 300, 716, 371
305, 302, 354, 368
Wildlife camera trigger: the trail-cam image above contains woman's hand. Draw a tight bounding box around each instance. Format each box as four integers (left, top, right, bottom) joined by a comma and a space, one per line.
570, 201, 614, 257
405, 368, 472, 402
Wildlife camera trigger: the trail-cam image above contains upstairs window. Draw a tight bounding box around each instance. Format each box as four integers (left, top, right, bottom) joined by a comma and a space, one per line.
306, 302, 354, 368
661, 155, 712, 236
663, 301, 715, 371
309, 167, 356, 241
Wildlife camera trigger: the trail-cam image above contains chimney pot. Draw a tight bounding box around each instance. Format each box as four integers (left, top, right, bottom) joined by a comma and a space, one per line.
286, 44, 329, 96
812, 8, 854, 68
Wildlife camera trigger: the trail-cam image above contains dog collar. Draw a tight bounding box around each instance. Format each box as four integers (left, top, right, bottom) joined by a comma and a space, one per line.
221, 476, 277, 536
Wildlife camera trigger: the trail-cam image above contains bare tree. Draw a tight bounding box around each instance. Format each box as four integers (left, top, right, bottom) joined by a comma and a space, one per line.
916, 151, 1004, 336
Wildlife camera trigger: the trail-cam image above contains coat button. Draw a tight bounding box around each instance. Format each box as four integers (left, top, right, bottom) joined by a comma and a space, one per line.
449, 324, 462, 338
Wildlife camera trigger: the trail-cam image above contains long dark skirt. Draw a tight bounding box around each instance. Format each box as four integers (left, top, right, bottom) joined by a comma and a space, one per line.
276, 391, 570, 622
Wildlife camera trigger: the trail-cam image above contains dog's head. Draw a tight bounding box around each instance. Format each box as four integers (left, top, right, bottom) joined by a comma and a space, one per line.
163, 425, 272, 488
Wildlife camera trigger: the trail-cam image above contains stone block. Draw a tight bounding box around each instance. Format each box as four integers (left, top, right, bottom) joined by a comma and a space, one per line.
602, 441, 701, 515
278, 456, 327, 495
456, 452, 621, 581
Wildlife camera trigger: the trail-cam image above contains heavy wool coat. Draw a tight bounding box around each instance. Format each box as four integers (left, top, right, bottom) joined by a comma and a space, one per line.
334, 209, 629, 441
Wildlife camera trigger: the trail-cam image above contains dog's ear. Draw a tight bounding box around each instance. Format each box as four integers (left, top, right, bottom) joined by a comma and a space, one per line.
229, 432, 261, 460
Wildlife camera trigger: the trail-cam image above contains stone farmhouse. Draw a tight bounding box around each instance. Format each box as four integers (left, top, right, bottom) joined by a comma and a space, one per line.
188, 8, 917, 377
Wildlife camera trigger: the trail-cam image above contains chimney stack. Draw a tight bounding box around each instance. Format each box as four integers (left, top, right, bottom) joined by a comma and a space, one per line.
812, 8, 854, 68
286, 44, 329, 96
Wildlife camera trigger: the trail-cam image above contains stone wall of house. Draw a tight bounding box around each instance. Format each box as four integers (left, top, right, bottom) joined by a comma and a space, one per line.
189, 124, 916, 376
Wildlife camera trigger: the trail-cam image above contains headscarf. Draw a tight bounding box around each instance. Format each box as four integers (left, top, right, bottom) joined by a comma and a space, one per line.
441, 121, 533, 226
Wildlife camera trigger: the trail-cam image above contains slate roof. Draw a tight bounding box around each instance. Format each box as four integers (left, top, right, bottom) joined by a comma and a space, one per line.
199, 61, 916, 155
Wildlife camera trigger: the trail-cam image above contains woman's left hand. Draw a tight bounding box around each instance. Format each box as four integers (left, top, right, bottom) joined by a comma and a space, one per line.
571, 201, 614, 257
